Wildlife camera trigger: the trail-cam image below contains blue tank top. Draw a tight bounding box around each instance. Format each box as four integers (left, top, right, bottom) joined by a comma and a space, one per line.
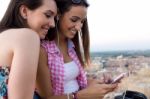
0, 66, 9, 99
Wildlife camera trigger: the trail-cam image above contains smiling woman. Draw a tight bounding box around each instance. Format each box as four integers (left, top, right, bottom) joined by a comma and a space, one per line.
35, 0, 118, 99
0, 0, 57, 99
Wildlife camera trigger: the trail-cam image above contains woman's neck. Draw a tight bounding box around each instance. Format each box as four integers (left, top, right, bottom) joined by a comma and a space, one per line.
55, 31, 68, 46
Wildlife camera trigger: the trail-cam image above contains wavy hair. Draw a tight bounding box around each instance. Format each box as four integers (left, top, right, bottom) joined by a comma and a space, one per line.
0, 0, 43, 33
46, 0, 91, 67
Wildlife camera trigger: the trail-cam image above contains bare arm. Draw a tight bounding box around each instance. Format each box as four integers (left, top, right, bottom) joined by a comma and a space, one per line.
36, 46, 53, 98
36, 46, 69, 99
8, 29, 40, 99
76, 83, 117, 99
36, 46, 117, 99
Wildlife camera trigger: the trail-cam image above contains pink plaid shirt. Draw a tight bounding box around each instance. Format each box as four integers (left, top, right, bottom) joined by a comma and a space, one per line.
41, 40, 87, 95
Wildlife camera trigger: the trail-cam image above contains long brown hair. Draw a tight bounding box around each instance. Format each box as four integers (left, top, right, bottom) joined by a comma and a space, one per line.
46, 0, 91, 68
0, 0, 43, 33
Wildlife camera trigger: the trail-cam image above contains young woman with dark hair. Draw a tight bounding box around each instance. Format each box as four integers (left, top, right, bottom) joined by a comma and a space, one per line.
0, 0, 57, 98
36, 0, 118, 99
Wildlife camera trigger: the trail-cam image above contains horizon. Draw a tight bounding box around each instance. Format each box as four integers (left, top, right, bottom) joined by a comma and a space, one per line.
90, 49, 150, 53
1, 0, 150, 52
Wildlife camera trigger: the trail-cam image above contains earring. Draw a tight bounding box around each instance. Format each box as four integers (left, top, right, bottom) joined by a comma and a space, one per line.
23, 16, 27, 19
56, 16, 59, 21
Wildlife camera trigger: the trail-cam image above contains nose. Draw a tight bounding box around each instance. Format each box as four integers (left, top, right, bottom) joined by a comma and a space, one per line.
48, 18, 55, 28
75, 22, 83, 31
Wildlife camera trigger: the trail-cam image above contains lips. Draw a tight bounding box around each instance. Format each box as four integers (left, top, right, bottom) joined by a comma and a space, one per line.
70, 30, 77, 35
42, 26, 49, 34
43, 29, 48, 34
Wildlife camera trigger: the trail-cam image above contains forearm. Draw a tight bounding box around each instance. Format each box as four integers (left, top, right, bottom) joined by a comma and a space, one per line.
87, 77, 104, 86
40, 92, 87, 99
47, 92, 91, 99
75, 91, 101, 99
41, 88, 103, 99
41, 94, 72, 99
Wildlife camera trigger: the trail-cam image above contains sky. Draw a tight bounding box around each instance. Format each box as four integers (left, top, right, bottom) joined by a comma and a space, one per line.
88, 0, 150, 52
0, 0, 150, 52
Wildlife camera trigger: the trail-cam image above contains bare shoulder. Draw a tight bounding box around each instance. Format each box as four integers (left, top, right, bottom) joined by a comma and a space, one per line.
12, 28, 40, 41
2, 28, 39, 39
4, 28, 40, 45
0, 28, 40, 66
0, 28, 40, 51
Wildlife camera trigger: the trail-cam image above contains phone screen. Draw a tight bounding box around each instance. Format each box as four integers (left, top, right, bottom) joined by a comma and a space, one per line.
111, 73, 128, 84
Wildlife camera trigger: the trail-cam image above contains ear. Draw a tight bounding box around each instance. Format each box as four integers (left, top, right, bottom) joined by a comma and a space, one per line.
19, 5, 28, 19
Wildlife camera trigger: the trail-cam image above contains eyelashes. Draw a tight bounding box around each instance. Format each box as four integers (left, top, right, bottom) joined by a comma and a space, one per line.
70, 18, 85, 25
70, 17, 86, 24
71, 18, 77, 22
44, 13, 52, 18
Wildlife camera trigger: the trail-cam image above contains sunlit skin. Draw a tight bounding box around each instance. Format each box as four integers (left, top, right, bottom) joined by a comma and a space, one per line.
36, 2, 118, 99
0, 0, 57, 98
26, 0, 57, 39
58, 6, 87, 40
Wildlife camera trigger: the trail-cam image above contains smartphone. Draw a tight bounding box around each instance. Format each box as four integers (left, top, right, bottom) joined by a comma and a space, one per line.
111, 73, 128, 84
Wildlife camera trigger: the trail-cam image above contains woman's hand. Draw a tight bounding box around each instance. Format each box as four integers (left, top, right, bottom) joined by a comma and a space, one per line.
77, 83, 118, 99
87, 78, 104, 86
102, 72, 113, 84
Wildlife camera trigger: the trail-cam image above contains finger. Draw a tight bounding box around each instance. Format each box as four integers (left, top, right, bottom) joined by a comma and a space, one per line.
103, 73, 113, 84
97, 79, 105, 84
103, 83, 118, 90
